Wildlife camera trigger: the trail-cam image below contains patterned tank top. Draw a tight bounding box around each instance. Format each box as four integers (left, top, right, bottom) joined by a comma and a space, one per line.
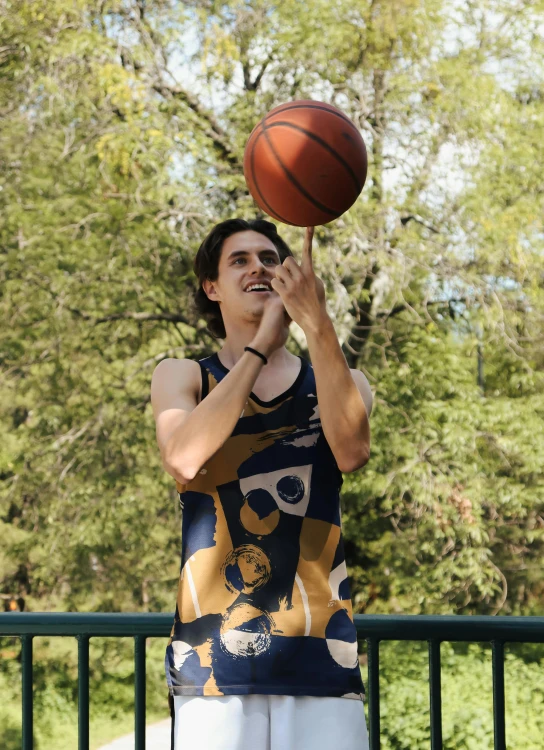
164, 353, 365, 701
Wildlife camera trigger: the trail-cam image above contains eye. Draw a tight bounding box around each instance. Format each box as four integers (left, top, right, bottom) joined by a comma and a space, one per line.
233, 257, 277, 265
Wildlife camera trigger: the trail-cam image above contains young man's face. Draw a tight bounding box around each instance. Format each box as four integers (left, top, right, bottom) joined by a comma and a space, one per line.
203, 230, 282, 325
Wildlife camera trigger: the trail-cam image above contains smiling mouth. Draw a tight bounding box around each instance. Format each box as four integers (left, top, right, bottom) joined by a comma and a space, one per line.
244, 284, 272, 293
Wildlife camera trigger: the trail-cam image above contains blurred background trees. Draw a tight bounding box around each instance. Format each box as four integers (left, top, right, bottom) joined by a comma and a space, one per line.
1, 1, 543, 745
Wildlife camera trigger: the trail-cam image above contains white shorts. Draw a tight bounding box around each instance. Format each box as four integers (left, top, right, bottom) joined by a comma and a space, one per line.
172, 694, 369, 750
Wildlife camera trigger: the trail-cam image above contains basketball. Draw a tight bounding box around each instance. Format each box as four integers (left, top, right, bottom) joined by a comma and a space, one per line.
243, 100, 367, 227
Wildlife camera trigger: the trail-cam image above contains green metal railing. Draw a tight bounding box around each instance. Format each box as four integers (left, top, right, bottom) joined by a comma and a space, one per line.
1, 613, 543, 750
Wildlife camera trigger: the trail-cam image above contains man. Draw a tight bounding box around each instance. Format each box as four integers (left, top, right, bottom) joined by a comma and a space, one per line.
151, 218, 373, 750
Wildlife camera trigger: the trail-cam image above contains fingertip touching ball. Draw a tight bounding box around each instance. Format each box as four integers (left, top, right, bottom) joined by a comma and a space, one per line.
243, 100, 367, 227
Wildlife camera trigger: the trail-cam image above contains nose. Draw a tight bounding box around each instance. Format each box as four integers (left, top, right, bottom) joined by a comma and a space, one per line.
249, 257, 268, 274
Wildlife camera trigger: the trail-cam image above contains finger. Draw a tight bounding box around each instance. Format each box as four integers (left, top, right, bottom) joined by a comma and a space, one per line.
301, 226, 315, 273
282, 256, 303, 278
270, 277, 284, 294
274, 264, 291, 285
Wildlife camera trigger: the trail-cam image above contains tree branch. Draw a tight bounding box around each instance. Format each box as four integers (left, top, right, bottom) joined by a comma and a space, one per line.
83, 310, 192, 325
151, 81, 239, 166
243, 54, 272, 92
400, 214, 440, 234
373, 297, 468, 321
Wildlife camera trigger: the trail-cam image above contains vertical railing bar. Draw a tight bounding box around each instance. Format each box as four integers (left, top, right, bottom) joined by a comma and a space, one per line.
367, 637, 380, 750
428, 639, 443, 750
78, 635, 90, 750
21, 634, 33, 750
492, 640, 506, 750
135, 635, 147, 750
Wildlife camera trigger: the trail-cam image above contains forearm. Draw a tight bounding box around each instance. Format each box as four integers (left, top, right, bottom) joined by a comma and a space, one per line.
304, 314, 370, 472
165, 350, 264, 482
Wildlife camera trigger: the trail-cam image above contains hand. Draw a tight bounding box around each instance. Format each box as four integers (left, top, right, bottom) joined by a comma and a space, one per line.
251, 292, 292, 358
270, 227, 327, 334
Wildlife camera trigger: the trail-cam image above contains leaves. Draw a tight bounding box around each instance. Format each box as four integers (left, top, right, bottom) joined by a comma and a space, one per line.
0, 0, 542, 623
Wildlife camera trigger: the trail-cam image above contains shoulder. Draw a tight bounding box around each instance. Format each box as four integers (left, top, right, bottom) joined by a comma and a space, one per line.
349, 368, 373, 417
151, 357, 202, 397
152, 357, 201, 379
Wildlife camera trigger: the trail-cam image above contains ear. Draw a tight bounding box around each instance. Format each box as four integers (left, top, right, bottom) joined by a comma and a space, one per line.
202, 278, 221, 302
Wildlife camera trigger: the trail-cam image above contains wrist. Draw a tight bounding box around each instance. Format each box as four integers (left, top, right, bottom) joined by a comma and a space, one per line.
302, 310, 332, 339
248, 339, 272, 360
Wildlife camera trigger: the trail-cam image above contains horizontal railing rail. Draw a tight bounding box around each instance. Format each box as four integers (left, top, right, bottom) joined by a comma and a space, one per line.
1, 613, 543, 750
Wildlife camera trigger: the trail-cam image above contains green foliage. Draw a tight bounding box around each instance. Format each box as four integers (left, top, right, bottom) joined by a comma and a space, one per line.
361, 641, 544, 750
1, 636, 542, 749
1, 0, 543, 744
1, 0, 542, 618
0, 636, 169, 750
342, 324, 544, 614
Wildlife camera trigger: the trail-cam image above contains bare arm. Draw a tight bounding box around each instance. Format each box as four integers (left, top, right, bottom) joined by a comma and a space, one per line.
152, 283, 292, 485
305, 315, 371, 473
270, 227, 371, 474
151, 352, 265, 485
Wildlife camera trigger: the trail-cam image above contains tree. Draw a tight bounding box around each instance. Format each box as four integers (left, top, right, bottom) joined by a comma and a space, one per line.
1, 0, 543, 617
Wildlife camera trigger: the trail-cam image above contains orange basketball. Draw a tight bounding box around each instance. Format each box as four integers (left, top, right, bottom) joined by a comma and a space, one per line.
243, 100, 367, 227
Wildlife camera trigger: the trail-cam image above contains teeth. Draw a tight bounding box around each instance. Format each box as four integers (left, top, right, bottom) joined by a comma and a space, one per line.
245, 284, 270, 292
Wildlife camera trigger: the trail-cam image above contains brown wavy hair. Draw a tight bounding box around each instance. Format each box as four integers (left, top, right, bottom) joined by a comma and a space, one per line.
193, 218, 293, 339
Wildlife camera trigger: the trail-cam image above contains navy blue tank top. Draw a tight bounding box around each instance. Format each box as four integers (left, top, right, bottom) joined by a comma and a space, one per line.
165, 353, 365, 701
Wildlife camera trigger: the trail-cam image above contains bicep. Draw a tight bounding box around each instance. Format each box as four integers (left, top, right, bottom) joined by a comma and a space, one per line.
151, 358, 200, 462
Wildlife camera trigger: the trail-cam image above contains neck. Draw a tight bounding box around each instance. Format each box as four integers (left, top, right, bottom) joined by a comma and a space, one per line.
220, 339, 293, 370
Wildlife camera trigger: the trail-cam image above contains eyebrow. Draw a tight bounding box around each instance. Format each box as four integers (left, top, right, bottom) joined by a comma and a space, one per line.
227, 248, 280, 260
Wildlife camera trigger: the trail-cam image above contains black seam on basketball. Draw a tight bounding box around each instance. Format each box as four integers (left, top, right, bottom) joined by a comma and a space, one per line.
267, 102, 361, 138
265, 120, 363, 194
250, 130, 294, 224
260, 123, 339, 218
269, 102, 357, 129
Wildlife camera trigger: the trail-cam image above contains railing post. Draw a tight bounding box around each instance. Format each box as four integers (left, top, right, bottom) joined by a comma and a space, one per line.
78, 635, 90, 750
21, 634, 33, 750
135, 635, 147, 750
1, 613, 542, 750
367, 638, 380, 750
492, 641, 506, 750
428, 639, 443, 750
